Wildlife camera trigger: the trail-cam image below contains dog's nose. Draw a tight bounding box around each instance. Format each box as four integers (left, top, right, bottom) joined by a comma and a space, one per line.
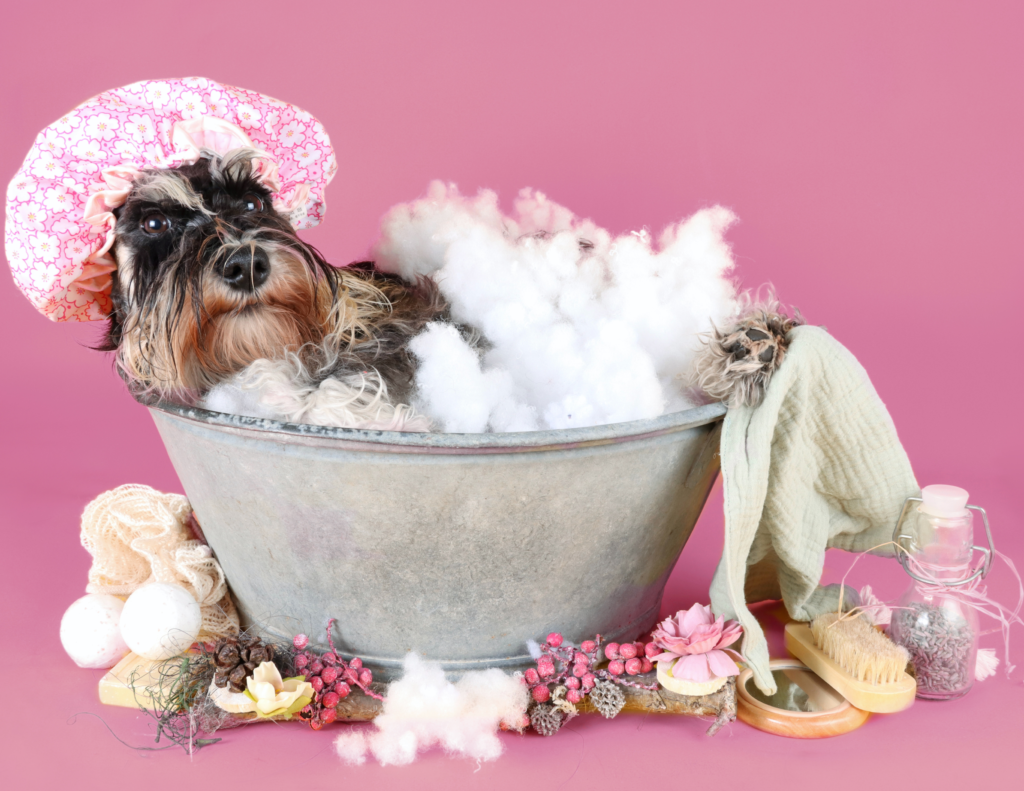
221, 247, 270, 292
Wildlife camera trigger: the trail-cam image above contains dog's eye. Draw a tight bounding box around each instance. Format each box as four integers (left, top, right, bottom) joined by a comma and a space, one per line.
141, 213, 169, 235
242, 193, 264, 213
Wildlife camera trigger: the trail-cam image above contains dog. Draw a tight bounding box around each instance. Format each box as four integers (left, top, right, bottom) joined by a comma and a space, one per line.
7, 78, 779, 432
102, 148, 447, 430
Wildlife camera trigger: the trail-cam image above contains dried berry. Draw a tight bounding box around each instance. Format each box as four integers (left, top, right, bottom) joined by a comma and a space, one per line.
531, 685, 551, 703
607, 660, 625, 676
547, 632, 564, 648
358, 669, 373, 686
524, 668, 540, 685
566, 689, 583, 704
619, 643, 638, 660
644, 642, 660, 659
310, 676, 324, 693
334, 682, 351, 698
321, 666, 339, 685
565, 676, 581, 690
349, 658, 363, 671
322, 691, 340, 709
581, 640, 597, 654
294, 653, 309, 670
321, 653, 338, 666
625, 658, 642, 676
293, 634, 309, 650
641, 658, 653, 674
604, 643, 620, 660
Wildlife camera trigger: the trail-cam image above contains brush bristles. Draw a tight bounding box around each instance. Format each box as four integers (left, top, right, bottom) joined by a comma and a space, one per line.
810, 613, 910, 685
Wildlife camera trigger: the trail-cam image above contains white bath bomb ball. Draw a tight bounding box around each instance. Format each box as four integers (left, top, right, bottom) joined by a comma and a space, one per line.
120, 583, 202, 660
60, 593, 130, 669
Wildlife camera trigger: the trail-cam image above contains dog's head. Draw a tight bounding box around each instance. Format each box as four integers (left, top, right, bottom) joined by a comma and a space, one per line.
104, 148, 341, 399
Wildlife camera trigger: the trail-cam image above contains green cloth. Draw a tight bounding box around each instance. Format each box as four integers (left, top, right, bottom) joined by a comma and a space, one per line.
708, 326, 919, 694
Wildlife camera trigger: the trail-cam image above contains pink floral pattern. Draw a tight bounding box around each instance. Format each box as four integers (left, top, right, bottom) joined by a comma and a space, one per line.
5, 77, 337, 322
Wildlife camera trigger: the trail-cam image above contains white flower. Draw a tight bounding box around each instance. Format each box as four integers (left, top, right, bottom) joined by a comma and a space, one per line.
278, 121, 305, 148
30, 151, 65, 180
5, 239, 29, 271
53, 114, 82, 135
293, 143, 321, 167
85, 113, 119, 142
70, 138, 105, 162
69, 160, 99, 175
135, 144, 167, 168
126, 113, 157, 143
44, 184, 76, 214
29, 233, 61, 263
28, 261, 60, 291
64, 236, 90, 263
16, 203, 47, 231
39, 129, 66, 157
176, 90, 207, 120
8, 176, 37, 202
205, 91, 229, 117
53, 217, 81, 235
144, 81, 173, 110
235, 103, 263, 129
209, 661, 313, 718
113, 139, 140, 161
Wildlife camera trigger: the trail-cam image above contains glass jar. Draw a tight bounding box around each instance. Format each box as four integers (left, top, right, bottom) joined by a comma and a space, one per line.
888, 485, 980, 700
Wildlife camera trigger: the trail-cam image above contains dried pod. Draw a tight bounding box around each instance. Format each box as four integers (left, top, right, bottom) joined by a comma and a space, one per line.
589, 681, 626, 719
529, 703, 564, 736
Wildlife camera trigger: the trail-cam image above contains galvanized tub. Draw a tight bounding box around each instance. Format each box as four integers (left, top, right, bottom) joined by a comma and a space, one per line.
148, 400, 725, 675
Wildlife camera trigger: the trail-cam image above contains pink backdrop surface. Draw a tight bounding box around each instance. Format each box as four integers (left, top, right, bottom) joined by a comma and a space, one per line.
2, 2, 1022, 788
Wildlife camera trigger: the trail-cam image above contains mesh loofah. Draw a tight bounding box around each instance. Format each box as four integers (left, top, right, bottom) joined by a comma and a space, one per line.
589, 681, 626, 719
528, 703, 563, 736
80, 484, 239, 641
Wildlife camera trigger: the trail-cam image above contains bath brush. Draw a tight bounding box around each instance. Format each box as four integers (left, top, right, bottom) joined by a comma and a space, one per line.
784, 613, 917, 713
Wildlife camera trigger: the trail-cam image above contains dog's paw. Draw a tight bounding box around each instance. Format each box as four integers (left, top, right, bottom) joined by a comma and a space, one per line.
692, 298, 801, 408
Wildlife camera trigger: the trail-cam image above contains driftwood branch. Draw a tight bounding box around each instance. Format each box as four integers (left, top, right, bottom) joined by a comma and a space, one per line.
328, 673, 737, 736
576, 674, 737, 736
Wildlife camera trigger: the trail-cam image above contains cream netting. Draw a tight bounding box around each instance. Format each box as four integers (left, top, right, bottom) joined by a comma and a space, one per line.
81, 484, 239, 641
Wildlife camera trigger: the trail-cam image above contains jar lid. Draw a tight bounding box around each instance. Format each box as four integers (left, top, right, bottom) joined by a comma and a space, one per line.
920, 484, 970, 518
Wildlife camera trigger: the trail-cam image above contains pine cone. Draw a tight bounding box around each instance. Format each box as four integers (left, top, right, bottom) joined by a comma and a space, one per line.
589, 681, 626, 719
212, 634, 275, 692
529, 703, 564, 736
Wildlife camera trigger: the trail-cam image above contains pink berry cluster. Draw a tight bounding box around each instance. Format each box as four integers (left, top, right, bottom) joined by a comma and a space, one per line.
524, 631, 658, 708
293, 619, 382, 730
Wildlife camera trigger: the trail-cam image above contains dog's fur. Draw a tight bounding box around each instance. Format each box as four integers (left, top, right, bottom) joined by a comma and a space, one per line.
101, 148, 446, 425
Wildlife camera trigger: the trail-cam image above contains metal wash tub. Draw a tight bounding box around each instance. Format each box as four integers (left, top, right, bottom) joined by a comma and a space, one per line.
148, 400, 726, 675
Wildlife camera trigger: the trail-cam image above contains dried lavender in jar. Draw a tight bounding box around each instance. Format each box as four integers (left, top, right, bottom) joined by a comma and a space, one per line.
890, 601, 974, 697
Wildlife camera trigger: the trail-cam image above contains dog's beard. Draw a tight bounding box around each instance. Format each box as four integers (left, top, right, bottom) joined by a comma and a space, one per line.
115, 239, 327, 399
103, 152, 447, 408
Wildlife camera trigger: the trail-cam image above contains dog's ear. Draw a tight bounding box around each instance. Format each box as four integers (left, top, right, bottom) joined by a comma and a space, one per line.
691, 296, 802, 408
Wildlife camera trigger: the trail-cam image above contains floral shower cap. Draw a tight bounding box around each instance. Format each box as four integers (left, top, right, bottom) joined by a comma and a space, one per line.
5, 77, 337, 322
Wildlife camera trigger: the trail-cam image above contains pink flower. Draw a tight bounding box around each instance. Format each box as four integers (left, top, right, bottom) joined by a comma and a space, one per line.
650, 603, 743, 683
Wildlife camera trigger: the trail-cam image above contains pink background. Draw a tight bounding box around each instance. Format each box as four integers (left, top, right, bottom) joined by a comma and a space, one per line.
2, 2, 1022, 788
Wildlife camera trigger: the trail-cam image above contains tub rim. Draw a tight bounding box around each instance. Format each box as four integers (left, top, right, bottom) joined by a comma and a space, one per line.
146, 397, 728, 452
